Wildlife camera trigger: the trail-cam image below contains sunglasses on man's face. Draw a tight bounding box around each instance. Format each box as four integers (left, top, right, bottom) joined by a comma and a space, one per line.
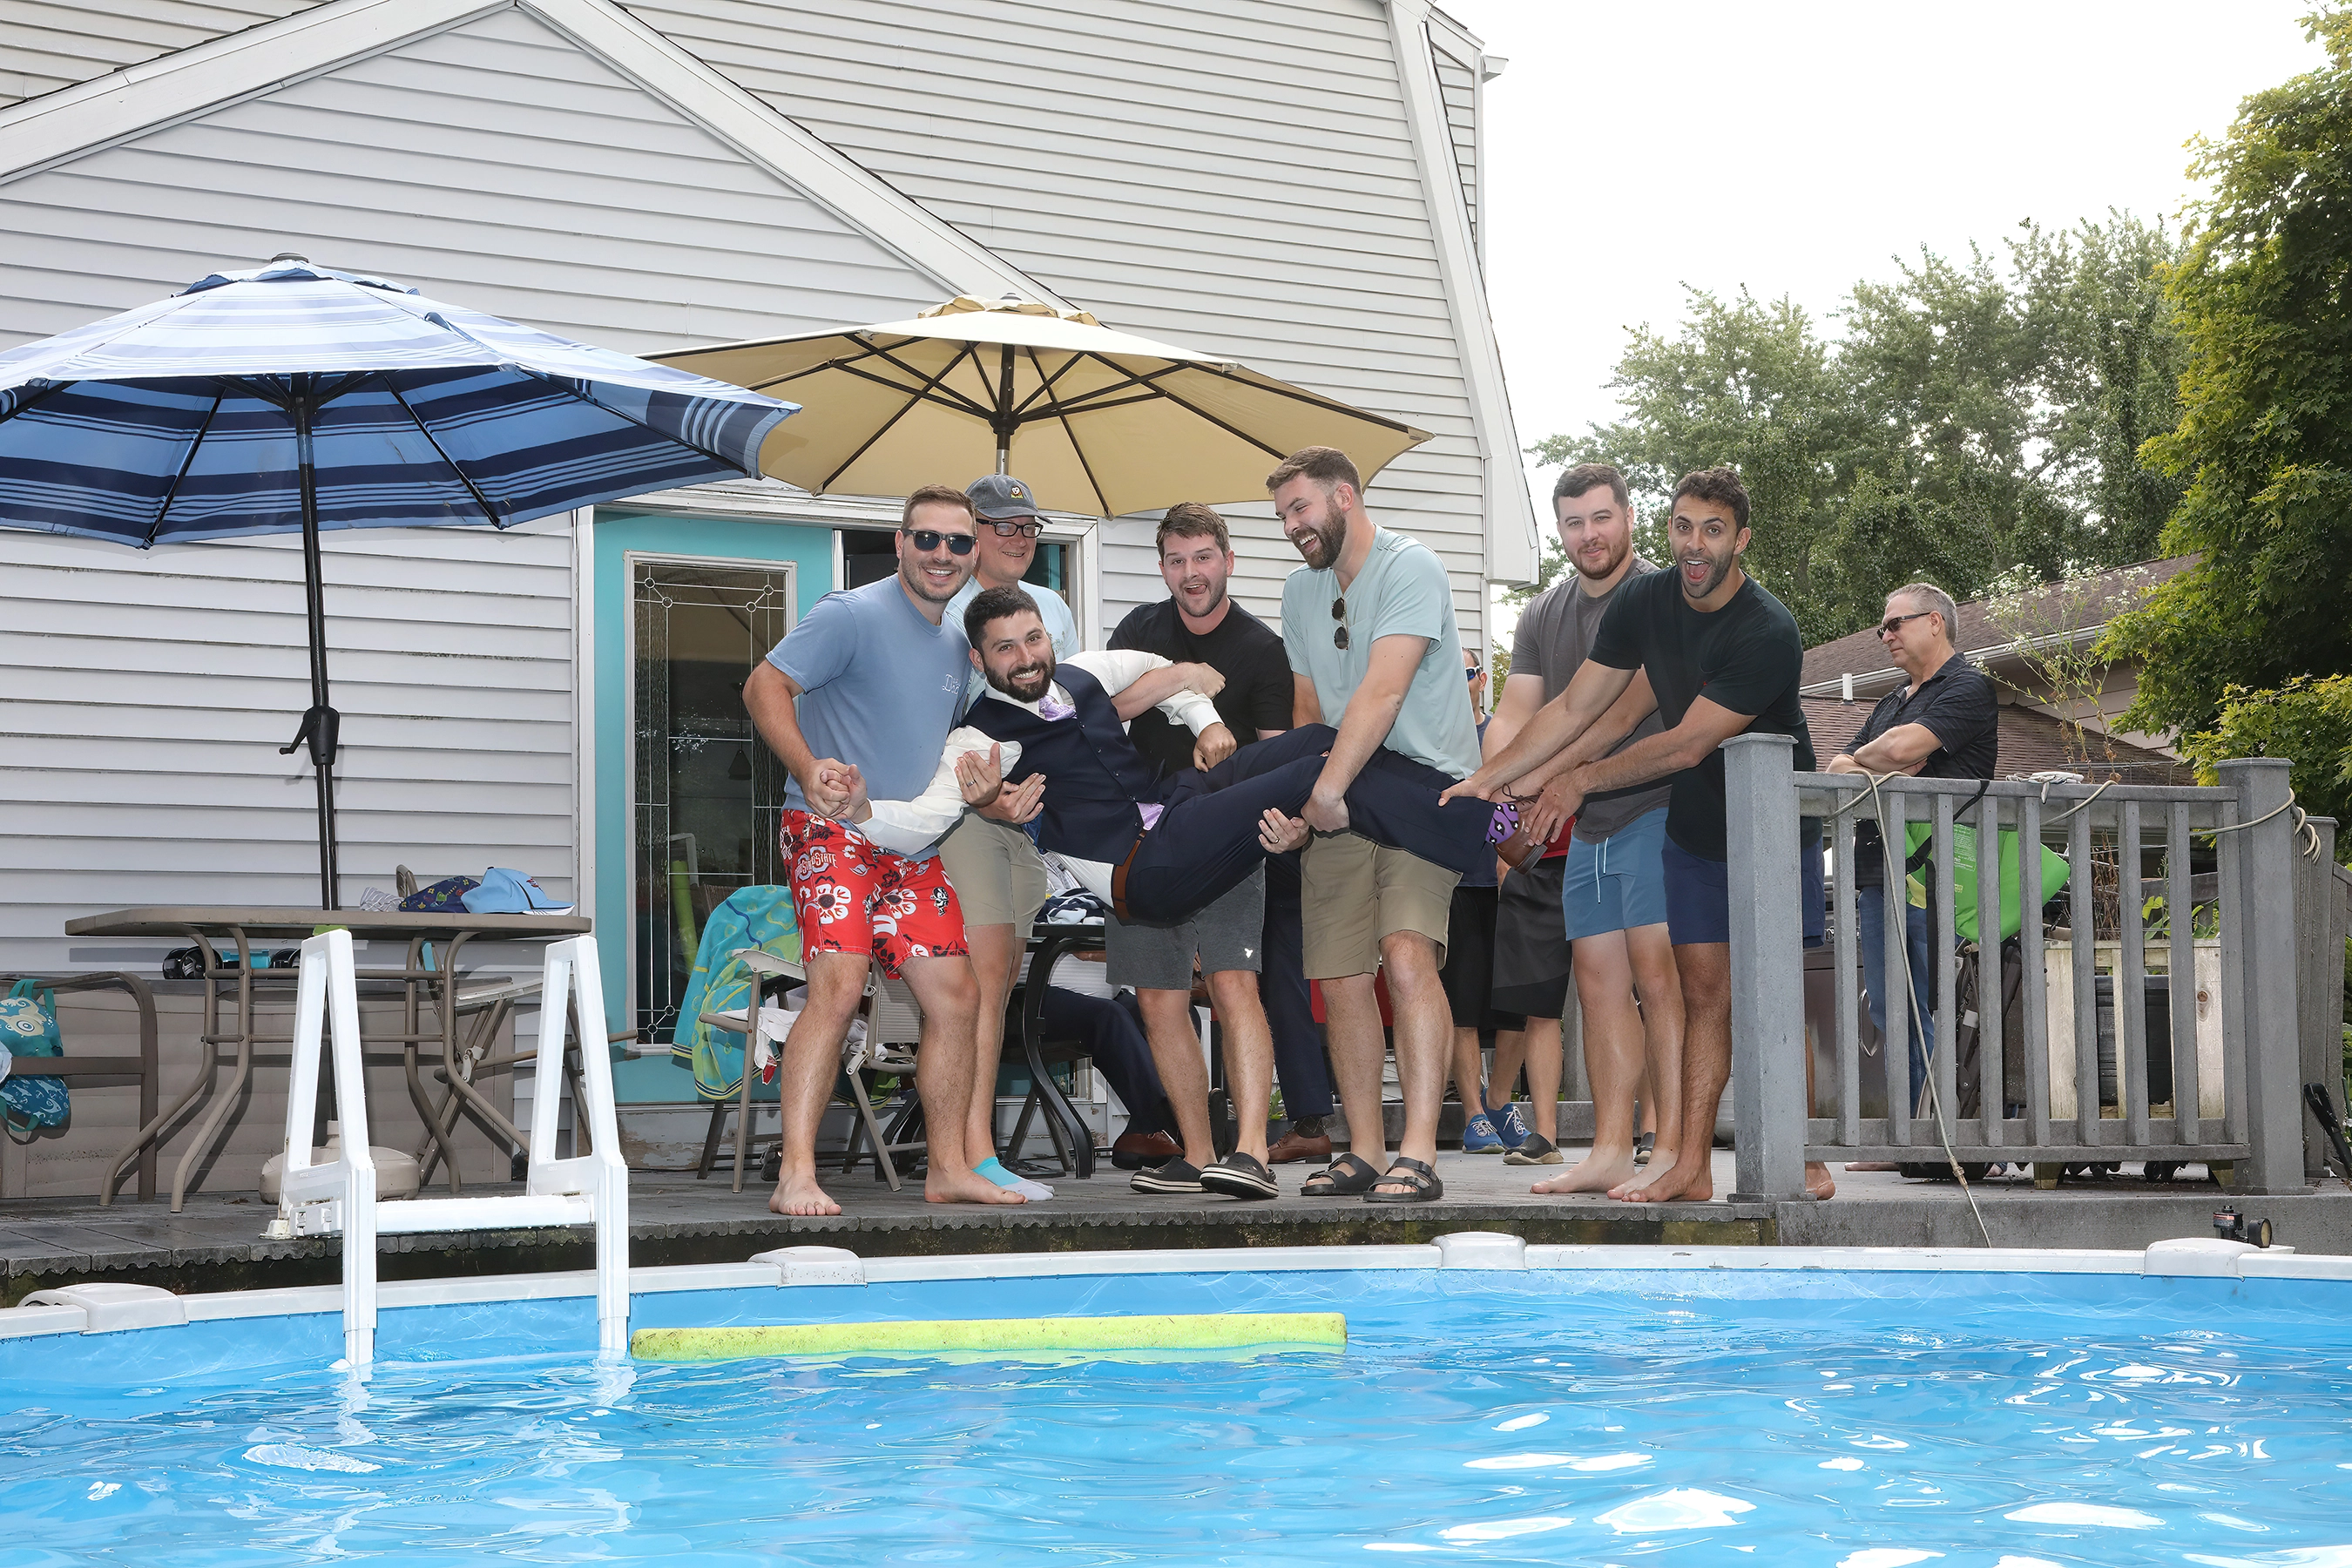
903, 528, 977, 556
1878, 609, 1934, 637
987, 518, 1044, 539
1464, 663, 1484, 682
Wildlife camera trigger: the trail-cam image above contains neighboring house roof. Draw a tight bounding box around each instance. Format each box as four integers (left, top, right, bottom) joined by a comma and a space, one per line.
1800, 694, 2195, 786
1800, 555, 2198, 698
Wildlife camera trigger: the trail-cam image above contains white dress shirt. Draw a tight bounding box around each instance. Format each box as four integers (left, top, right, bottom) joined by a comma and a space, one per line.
856, 650, 1222, 902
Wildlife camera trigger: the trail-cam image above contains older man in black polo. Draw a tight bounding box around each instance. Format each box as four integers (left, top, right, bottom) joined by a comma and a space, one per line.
1823, 581, 1998, 1116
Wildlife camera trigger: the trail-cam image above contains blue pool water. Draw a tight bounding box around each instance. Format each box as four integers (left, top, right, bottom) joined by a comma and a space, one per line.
5, 1267, 2351, 1565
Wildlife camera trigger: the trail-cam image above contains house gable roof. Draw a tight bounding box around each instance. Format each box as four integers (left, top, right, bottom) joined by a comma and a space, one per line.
1801, 555, 2198, 697
0, 0, 1058, 307
1799, 693, 2193, 785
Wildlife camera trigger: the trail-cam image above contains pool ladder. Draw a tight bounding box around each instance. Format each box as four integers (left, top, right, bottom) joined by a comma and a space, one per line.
274, 929, 631, 1370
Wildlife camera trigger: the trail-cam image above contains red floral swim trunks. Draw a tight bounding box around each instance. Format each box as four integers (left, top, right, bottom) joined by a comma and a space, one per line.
778, 809, 969, 977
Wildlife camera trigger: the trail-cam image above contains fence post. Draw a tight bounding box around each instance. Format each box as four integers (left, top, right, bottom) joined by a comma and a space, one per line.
2217, 758, 2308, 1194
1724, 732, 1808, 1202
2295, 815, 2341, 1178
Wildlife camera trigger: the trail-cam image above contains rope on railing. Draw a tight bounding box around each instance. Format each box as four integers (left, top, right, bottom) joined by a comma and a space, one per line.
1851, 767, 1996, 1249
2193, 787, 2327, 862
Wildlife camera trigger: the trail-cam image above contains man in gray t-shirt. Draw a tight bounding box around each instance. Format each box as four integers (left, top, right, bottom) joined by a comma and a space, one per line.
1486, 463, 1686, 1199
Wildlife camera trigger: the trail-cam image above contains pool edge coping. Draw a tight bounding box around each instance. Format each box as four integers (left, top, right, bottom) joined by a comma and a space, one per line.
1, 1233, 2343, 1341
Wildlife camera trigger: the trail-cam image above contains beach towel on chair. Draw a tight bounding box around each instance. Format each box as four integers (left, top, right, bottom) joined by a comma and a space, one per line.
0, 980, 70, 1135
669, 888, 800, 1102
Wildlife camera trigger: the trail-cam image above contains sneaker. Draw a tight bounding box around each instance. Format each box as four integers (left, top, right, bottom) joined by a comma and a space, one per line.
1633, 1132, 1656, 1166
1489, 1100, 1532, 1151
1503, 1133, 1565, 1166
1130, 1158, 1205, 1194
1460, 1111, 1505, 1153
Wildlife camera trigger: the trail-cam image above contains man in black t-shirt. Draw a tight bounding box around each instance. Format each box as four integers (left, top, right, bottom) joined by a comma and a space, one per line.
1104, 504, 1321, 1192
1444, 467, 1832, 1205
1825, 583, 1998, 1117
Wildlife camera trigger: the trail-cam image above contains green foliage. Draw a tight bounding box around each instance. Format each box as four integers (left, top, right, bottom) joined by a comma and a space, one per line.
1533, 217, 2188, 644
2105, 10, 2352, 740
2175, 674, 2352, 838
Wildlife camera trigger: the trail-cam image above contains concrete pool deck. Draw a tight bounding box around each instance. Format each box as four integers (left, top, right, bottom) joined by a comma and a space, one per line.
3, 1147, 2348, 1306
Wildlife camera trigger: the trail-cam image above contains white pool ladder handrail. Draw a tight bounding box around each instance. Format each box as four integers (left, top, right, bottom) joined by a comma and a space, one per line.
276, 930, 631, 1369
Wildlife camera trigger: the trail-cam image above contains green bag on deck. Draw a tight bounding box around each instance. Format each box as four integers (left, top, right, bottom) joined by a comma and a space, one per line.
1903, 820, 2072, 943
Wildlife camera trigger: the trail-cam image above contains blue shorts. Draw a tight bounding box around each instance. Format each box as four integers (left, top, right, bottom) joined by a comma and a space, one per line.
1559, 806, 1671, 941
1660, 830, 1827, 949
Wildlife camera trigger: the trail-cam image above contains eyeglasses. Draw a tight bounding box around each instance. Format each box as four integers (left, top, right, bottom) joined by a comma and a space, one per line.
1877, 610, 1935, 637
1464, 662, 1483, 682
1331, 594, 1348, 651
987, 518, 1044, 538
902, 528, 977, 556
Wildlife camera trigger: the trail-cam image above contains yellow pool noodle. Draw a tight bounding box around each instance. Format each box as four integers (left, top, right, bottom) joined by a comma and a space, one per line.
630, 1311, 1346, 1362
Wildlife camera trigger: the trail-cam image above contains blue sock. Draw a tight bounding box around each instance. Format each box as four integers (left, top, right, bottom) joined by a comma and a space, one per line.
972, 1157, 1023, 1190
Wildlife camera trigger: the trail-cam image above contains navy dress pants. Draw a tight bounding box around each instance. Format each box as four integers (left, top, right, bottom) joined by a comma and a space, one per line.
1119, 724, 1487, 924
1258, 848, 1333, 1119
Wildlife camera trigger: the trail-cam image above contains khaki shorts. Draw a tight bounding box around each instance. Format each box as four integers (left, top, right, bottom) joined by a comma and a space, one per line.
936, 814, 1051, 930
1299, 832, 1458, 978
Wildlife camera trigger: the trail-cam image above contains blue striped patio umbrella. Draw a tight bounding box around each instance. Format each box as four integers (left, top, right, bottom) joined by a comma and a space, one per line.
0, 257, 800, 906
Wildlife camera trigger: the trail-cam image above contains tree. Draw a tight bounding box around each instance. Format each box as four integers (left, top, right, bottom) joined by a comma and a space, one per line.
1532, 216, 2187, 645
1531, 287, 1853, 632
2104, 9, 2352, 741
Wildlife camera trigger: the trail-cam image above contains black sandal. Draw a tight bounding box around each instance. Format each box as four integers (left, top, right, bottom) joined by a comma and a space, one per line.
1200, 1152, 1280, 1201
1363, 1155, 1445, 1204
1301, 1152, 1382, 1197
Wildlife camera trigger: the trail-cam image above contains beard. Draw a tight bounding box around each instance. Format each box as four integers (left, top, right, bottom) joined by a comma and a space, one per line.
987, 649, 1057, 703
1572, 532, 1632, 583
899, 553, 968, 605
1288, 509, 1345, 571
1177, 576, 1229, 616
1677, 547, 1737, 602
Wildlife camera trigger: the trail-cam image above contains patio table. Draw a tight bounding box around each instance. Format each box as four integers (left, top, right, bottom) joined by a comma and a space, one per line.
63, 908, 591, 1210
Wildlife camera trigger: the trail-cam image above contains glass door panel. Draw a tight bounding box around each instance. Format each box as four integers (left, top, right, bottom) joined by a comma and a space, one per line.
630, 558, 794, 1041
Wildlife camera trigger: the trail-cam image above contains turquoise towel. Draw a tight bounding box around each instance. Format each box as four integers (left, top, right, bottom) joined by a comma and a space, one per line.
669, 887, 800, 1102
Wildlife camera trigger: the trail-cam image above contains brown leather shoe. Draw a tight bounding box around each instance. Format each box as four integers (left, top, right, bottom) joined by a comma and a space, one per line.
1112, 1130, 1183, 1170
1266, 1125, 1334, 1165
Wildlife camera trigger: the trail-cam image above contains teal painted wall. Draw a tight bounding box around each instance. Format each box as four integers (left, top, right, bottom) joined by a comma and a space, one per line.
591, 510, 833, 1033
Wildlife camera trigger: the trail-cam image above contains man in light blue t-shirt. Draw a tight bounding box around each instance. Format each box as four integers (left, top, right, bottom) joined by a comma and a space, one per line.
1274, 445, 1484, 1209
743, 483, 1022, 1220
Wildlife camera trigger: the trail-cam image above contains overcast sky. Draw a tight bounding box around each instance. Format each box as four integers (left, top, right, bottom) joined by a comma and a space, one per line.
1438, 0, 2326, 504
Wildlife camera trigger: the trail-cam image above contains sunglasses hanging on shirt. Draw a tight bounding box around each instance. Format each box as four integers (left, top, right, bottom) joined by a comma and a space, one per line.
1331, 594, 1348, 650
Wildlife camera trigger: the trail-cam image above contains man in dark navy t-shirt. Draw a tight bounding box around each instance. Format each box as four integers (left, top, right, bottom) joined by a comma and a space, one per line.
1444, 467, 1833, 1206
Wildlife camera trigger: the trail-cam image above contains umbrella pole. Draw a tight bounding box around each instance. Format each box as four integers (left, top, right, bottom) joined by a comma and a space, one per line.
280, 378, 342, 909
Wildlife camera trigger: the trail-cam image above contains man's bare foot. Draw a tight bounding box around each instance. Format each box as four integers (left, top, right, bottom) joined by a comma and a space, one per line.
769, 1173, 841, 1218
1531, 1147, 1638, 1195
1612, 1154, 1713, 1203
1619, 1148, 1680, 1193
924, 1167, 1025, 1206
1806, 1160, 1837, 1200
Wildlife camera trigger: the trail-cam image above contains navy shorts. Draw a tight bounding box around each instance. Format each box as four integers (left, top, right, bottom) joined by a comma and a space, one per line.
1660, 831, 1826, 949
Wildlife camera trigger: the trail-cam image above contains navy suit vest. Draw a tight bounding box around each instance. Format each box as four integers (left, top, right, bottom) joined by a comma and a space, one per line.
962, 666, 1173, 864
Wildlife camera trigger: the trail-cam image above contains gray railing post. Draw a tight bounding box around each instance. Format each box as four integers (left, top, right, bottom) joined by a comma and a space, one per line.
2217, 758, 2308, 1193
1723, 732, 1807, 1201
2295, 815, 2341, 1178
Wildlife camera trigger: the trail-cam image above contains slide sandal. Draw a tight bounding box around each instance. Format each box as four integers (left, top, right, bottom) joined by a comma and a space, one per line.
1363, 1155, 1445, 1204
1301, 1152, 1382, 1198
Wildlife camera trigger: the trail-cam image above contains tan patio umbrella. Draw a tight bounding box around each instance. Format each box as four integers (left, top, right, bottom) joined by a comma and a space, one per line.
651, 294, 1430, 515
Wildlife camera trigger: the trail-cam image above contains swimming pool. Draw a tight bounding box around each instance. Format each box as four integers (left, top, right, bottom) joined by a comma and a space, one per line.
6, 1238, 2350, 1565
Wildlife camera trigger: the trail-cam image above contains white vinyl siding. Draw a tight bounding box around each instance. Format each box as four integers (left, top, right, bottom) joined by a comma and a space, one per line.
628, 0, 1492, 645
1428, 27, 1481, 263
0, 523, 575, 970
0, 4, 947, 971
0, 0, 317, 111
